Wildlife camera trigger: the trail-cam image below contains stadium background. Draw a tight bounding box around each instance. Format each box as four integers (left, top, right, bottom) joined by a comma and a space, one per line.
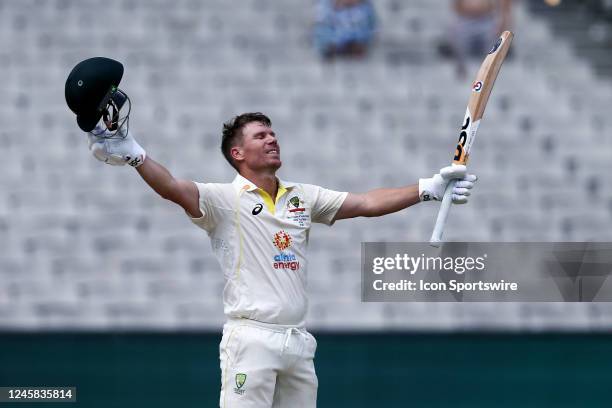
1, 0, 612, 406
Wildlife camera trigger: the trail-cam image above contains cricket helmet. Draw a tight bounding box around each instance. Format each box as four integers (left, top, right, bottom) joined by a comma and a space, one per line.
65, 57, 129, 133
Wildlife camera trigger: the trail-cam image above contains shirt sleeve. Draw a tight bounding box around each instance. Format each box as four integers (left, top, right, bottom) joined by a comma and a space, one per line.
304, 184, 348, 226
188, 182, 223, 232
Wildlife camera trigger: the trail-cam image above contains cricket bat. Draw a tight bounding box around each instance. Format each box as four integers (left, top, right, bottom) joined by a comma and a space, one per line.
430, 31, 514, 247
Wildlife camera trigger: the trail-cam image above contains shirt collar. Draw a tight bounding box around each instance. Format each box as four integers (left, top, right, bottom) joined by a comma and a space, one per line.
232, 174, 296, 193
232, 174, 258, 192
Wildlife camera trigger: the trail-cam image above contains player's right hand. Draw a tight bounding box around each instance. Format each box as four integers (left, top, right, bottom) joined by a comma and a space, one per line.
87, 126, 146, 167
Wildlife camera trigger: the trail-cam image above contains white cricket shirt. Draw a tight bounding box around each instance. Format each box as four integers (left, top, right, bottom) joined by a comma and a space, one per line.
190, 174, 347, 326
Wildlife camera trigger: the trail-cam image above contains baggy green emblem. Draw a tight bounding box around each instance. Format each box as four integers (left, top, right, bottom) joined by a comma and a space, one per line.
236, 373, 247, 389
289, 196, 300, 208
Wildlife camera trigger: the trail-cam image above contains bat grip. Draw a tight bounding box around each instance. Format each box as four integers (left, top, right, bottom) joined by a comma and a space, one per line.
429, 179, 456, 247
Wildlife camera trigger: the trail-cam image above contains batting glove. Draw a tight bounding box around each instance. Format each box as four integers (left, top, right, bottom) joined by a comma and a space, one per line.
419, 165, 477, 204
87, 126, 146, 168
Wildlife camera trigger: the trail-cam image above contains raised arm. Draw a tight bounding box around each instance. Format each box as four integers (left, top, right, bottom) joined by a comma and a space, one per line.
87, 126, 202, 218
335, 185, 420, 220
136, 157, 202, 218
334, 165, 477, 221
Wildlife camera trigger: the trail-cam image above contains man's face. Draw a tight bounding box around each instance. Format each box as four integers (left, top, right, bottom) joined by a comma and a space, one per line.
233, 121, 282, 172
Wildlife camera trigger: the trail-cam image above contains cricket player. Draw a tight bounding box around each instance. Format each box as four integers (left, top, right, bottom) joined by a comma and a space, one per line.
65, 57, 477, 407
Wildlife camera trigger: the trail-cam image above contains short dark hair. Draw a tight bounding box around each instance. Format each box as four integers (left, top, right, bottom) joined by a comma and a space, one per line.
221, 112, 272, 170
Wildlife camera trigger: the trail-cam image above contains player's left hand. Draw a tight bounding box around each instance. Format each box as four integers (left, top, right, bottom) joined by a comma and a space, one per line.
419, 165, 477, 204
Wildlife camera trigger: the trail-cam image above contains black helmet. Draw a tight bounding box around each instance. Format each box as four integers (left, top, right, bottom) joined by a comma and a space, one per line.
65, 57, 126, 132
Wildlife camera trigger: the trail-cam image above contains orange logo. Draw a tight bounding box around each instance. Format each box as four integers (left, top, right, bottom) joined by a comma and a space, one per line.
273, 230, 292, 251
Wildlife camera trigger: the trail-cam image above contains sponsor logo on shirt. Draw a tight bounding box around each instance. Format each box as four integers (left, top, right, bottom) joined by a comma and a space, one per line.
252, 203, 263, 215
272, 230, 300, 271
273, 252, 300, 271
273, 230, 292, 251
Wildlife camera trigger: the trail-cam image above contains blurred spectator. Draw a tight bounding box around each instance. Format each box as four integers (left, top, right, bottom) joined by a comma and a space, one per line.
314, 0, 377, 60
440, 0, 513, 77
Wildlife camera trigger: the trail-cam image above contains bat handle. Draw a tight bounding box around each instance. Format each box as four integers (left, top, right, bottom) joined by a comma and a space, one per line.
429, 179, 456, 247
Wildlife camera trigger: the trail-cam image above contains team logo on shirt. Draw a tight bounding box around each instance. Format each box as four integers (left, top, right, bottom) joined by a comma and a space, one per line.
286, 195, 309, 227
272, 230, 300, 271
287, 196, 305, 213
234, 373, 247, 395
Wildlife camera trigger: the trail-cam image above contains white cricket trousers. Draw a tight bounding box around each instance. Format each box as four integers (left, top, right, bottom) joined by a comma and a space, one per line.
219, 317, 318, 407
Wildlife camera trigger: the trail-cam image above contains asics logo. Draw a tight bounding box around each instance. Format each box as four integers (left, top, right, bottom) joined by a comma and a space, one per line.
252, 203, 263, 215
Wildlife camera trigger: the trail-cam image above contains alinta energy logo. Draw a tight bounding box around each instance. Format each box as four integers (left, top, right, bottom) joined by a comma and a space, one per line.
273, 230, 292, 250
272, 230, 300, 271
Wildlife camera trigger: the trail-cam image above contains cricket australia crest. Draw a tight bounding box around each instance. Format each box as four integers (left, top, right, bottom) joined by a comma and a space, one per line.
234, 373, 247, 395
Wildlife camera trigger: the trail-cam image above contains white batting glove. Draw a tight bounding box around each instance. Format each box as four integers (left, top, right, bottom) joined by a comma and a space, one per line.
419, 165, 477, 204
87, 126, 146, 168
